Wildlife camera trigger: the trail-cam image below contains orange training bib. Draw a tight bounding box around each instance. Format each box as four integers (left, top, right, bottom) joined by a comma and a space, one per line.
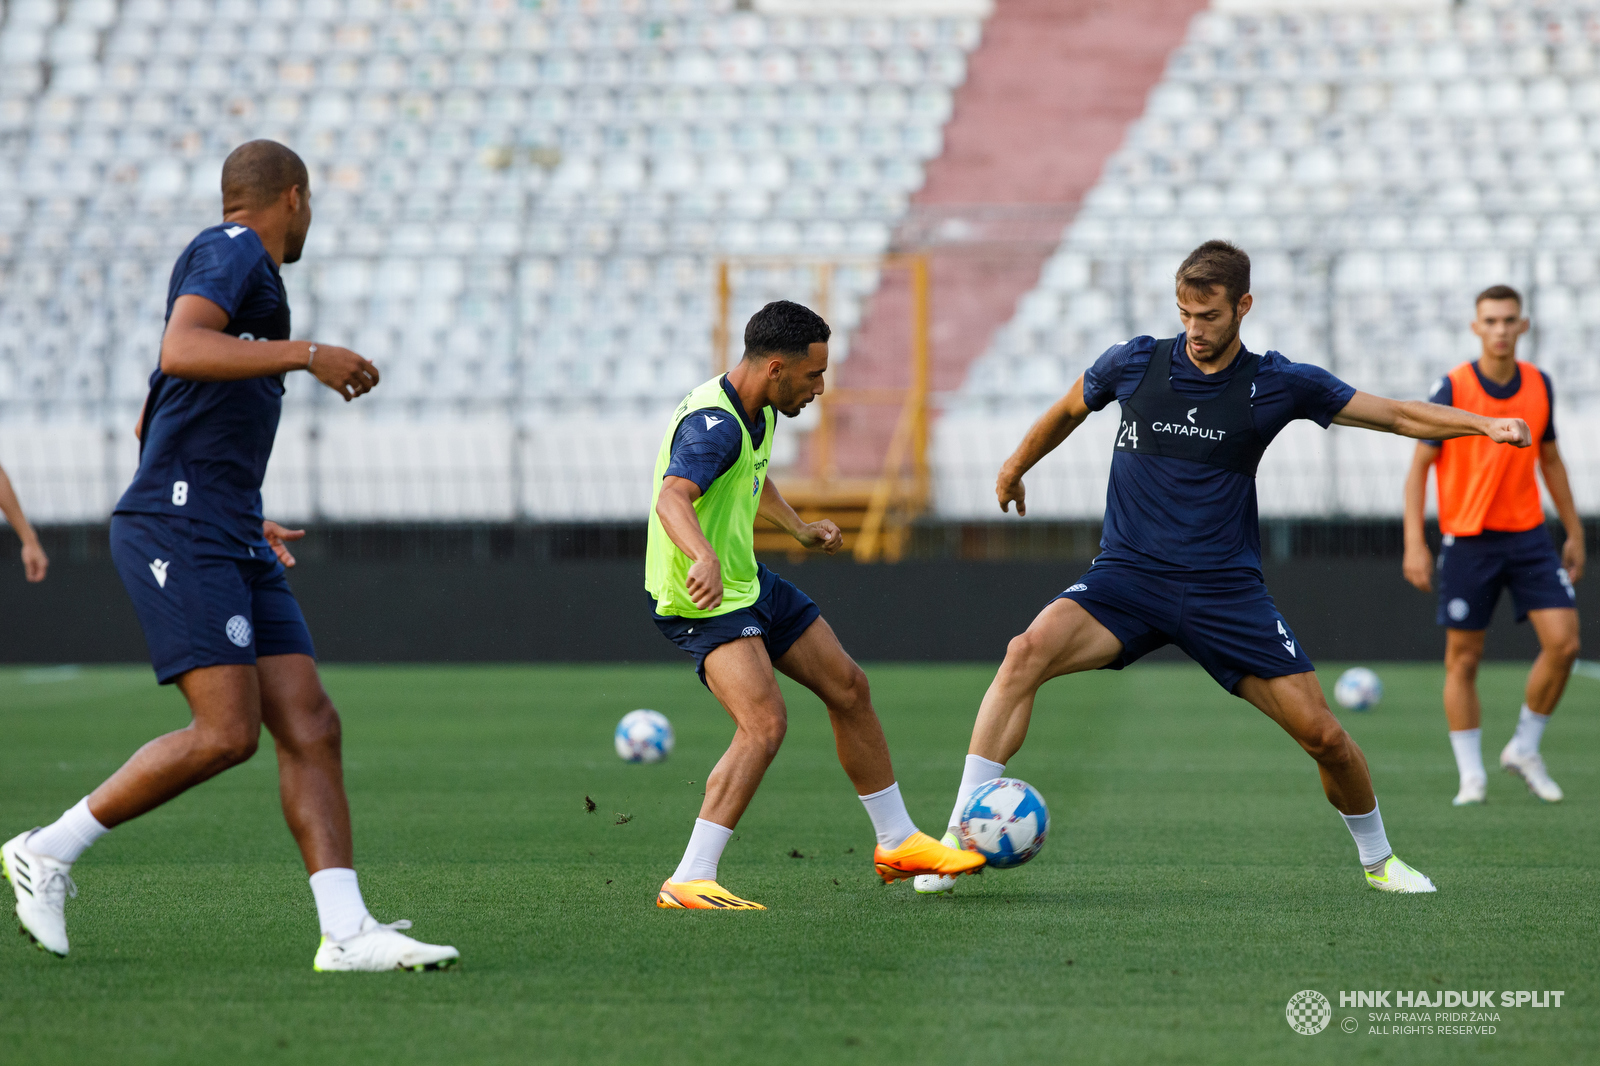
1434, 361, 1548, 537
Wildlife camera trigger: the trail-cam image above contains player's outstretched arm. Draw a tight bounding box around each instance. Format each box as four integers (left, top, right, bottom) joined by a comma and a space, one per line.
757, 477, 843, 554
1332, 391, 1530, 447
160, 294, 380, 401
1401, 443, 1439, 592
0, 461, 46, 582
1538, 441, 1585, 583
656, 476, 724, 610
996, 373, 1092, 516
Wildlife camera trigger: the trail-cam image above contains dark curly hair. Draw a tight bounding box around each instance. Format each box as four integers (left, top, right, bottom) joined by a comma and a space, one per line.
743, 300, 831, 361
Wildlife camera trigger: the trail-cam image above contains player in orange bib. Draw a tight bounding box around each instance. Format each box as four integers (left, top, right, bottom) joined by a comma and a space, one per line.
1403, 285, 1583, 805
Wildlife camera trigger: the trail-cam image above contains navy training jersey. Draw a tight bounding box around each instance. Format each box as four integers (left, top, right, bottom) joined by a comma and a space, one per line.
114, 223, 289, 545
1082, 334, 1357, 577
662, 375, 769, 492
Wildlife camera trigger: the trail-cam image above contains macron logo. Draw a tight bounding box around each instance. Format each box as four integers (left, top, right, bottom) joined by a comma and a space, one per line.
224, 226, 248, 238
149, 558, 169, 588
702, 415, 724, 430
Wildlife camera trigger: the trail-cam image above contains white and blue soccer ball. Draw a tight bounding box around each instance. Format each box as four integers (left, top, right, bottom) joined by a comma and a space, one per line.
1333, 667, 1383, 711
958, 777, 1050, 869
614, 709, 674, 763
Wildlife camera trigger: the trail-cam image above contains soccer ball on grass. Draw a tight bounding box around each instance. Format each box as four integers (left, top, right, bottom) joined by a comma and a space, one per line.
614, 709, 674, 763
958, 777, 1050, 869
1333, 667, 1383, 711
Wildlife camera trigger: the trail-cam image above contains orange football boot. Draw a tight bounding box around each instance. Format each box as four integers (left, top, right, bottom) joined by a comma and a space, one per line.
656, 879, 766, 910
873, 830, 986, 884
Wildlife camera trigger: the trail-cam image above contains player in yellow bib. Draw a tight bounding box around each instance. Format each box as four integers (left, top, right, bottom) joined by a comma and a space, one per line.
647, 301, 983, 909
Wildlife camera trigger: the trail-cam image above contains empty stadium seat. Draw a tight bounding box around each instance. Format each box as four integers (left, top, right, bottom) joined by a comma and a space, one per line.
0, 2, 984, 521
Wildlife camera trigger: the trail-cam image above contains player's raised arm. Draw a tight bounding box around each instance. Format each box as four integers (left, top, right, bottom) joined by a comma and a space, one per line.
996, 373, 1092, 516
0, 460, 47, 582
161, 295, 378, 401
655, 475, 724, 611
1332, 391, 1530, 447
757, 477, 843, 554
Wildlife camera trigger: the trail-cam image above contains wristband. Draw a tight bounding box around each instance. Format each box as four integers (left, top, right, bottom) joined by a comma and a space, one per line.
306, 343, 317, 368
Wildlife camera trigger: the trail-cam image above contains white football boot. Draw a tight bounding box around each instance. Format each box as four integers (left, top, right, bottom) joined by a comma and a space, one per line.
1500, 743, 1563, 802
312, 915, 460, 972
912, 829, 964, 895
2, 830, 76, 957
1452, 777, 1487, 806
1364, 855, 1437, 893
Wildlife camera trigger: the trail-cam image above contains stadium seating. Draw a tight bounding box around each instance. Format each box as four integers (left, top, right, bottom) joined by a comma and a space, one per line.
940, 1, 1600, 519
0, 0, 984, 520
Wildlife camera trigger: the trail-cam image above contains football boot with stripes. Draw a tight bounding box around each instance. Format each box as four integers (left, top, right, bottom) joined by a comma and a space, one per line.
876, 830, 985, 885
1500, 743, 1564, 803
3, 830, 75, 957
656, 879, 765, 910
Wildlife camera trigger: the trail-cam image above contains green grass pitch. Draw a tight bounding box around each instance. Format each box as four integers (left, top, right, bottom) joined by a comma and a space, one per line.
0, 661, 1595, 1064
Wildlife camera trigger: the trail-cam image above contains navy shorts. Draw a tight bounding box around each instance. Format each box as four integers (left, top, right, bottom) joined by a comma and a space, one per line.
654, 564, 821, 685
1436, 527, 1575, 630
1057, 563, 1315, 695
110, 513, 317, 684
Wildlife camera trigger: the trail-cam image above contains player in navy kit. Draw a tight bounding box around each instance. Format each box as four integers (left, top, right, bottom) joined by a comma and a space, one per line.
918, 241, 1532, 896
2, 141, 457, 970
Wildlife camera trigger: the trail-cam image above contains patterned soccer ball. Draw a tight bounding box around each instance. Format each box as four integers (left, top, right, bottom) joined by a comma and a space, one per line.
958, 777, 1050, 869
1333, 667, 1383, 711
614, 709, 674, 763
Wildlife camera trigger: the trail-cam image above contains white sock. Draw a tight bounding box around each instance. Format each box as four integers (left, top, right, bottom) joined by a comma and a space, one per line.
858, 782, 918, 850
1341, 803, 1392, 870
670, 818, 733, 884
308, 867, 371, 941
948, 754, 1006, 829
1510, 705, 1549, 756
1449, 728, 1485, 785
28, 796, 109, 864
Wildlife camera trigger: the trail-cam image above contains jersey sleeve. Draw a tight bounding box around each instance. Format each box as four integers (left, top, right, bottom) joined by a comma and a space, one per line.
1420, 375, 1453, 448
1278, 358, 1358, 428
172, 232, 263, 321
1542, 371, 1556, 442
1081, 336, 1154, 411
663, 409, 745, 493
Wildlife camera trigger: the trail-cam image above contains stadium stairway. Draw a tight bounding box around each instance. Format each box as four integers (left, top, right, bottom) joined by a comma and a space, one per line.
813, 0, 1208, 493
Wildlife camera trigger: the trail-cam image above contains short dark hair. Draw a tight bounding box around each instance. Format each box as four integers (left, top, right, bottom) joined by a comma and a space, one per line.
1175, 239, 1251, 306
1475, 284, 1522, 310
742, 300, 831, 360
221, 140, 309, 212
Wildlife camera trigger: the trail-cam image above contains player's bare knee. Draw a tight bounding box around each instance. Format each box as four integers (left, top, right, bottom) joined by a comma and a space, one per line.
199, 722, 260, 768
1002, 631, 1051, 681
743, 703, 788, 757
1444, 644, 1482, 679
1543, 631, 1580, 666
1302, 721, 1351, 765
294, 697, 344, 756
834, 663, 872, 716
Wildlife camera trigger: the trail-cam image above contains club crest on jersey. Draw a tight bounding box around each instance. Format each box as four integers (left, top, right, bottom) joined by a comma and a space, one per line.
751, 474, 760, 496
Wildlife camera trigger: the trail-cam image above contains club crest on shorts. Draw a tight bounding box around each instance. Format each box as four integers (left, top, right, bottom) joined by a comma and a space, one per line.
225, 615, 253, 648
741, 626, 763, 637
1447, 597, 1470, 622
1067, 583, 1088, 593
